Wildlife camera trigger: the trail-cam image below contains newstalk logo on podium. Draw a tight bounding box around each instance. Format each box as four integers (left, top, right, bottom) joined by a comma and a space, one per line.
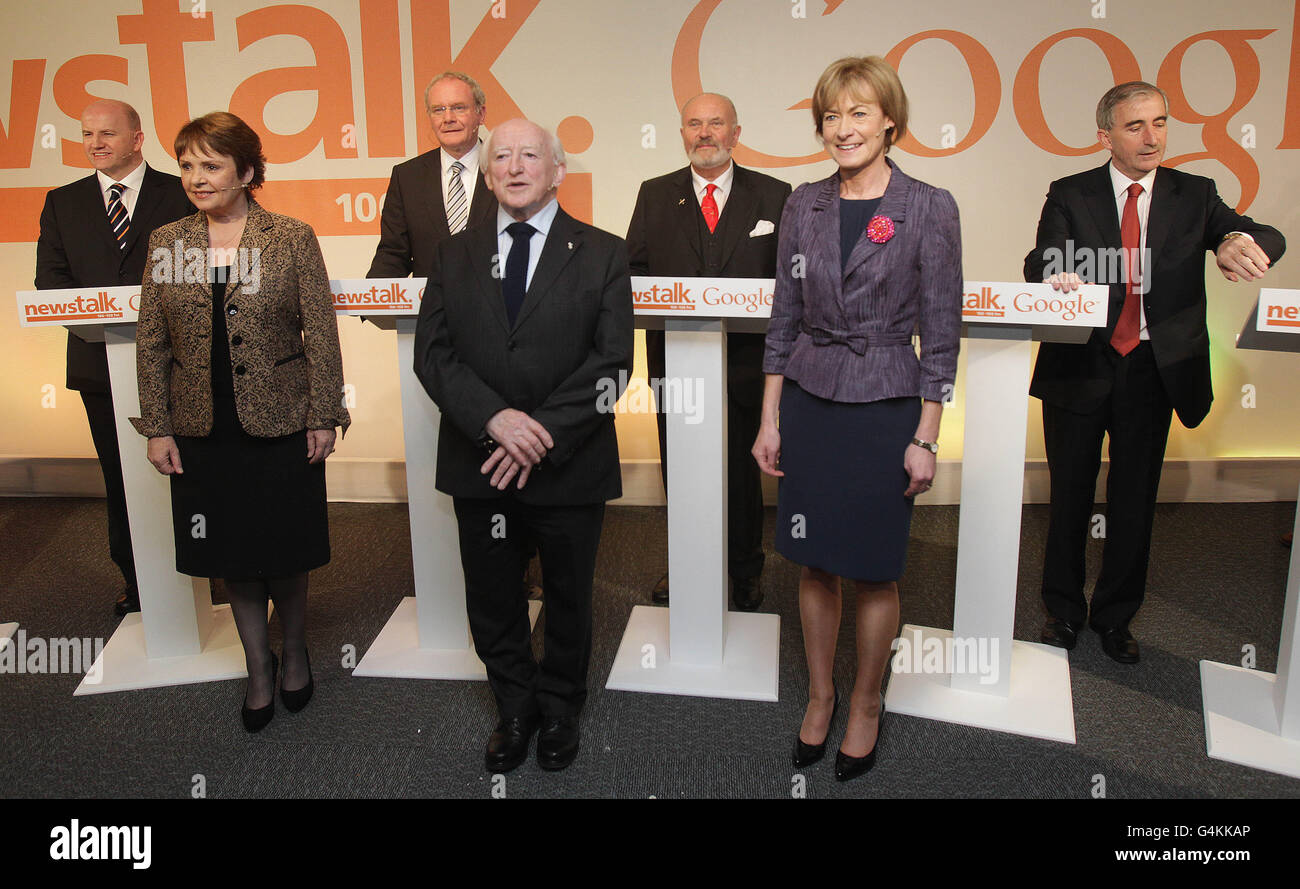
16, 286, 140, 326
330, 279, 425, 316
1257, 289, 1300, 332
962, 282, 1107, 326
632, 277, 774, 317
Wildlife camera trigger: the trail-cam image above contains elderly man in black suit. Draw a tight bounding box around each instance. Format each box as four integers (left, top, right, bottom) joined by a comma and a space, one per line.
626, 92, 791, 611
35, 99, 193, 616
1025, 81, 1285, 663
368, 71, 497, 279
415, 118, 633, 773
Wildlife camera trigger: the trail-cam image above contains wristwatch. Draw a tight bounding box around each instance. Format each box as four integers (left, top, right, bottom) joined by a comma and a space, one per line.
911, 437, 939, 454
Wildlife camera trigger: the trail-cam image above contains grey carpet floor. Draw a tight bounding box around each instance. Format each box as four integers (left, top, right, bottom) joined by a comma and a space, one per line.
1, 498, 1297, 799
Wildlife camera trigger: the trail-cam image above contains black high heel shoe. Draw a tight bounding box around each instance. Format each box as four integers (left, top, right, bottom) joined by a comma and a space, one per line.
835, 692, 885, 781
792, 685, 839, 768
280, 648, 313, 713
241, 653, 277, 733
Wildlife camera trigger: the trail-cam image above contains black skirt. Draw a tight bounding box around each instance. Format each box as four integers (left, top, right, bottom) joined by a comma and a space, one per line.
774, 381, 920, 582
169, 269, 329, 580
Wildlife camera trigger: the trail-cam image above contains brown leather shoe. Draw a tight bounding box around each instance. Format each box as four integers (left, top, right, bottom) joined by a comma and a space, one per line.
113, 586, 140, 617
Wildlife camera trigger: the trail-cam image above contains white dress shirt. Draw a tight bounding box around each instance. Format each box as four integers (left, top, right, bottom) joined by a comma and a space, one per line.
691, 161, 735, 218
96, 161, 147, 218
1108, 162, 1157, 340
441, 145, 481, 219
495, 197, 560, 291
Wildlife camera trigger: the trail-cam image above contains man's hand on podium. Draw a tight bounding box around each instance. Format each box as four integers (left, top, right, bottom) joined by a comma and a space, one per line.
147, 436, 183, 475
1045, 272, 1085, 293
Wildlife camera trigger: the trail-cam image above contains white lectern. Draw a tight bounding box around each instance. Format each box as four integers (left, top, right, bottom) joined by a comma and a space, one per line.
887, 282, 1108, 743
605, 277, 780, 701
337, 280, 539, 681
17, 286, 247, 695
1198, 289, 1300, 778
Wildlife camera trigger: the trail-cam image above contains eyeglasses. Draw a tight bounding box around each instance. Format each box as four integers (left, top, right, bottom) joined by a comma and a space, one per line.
429, 104, 475, 118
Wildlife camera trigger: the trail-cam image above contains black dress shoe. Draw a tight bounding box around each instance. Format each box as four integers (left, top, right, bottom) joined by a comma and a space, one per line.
241, 653, 277, 733
113, 587, 141, 617
1096, 626, 1140, 664
537, 716, 580, 771
485, 715, 539, 773
792, 686, 839, 768
280, 649, 313, 713
650, 573, 669, 605
835, 693, 885, 782
1039, 616, 1082, 650
732, 576, 763, 612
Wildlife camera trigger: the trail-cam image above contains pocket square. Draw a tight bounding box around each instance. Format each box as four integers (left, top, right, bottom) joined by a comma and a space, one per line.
748, 220, 775, 237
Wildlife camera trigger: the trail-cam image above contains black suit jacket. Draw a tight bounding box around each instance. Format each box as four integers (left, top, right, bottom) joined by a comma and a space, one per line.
35, 165, 194, 392
626, 164, 791, 403
1025, 163, 1285, 428
414, 206, 634, 504
368, 147, 497, 280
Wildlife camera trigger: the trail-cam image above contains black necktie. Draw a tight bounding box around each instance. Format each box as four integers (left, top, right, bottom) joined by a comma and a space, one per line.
503, 221, 535, 326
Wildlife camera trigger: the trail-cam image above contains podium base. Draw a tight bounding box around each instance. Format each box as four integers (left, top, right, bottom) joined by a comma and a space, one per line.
886, 625, 1076, 744
0, 622, 15, 643
604, 605, 780, 701
75, 605, 251, 696
1199, 660, 1300, 778
353, 596, 541, 680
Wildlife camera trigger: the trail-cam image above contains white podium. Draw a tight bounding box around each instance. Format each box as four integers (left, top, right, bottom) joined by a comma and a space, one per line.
605, 277, 780, 701
17, 286, 249, 695
888, 282, 1108, 743
335, 280, 538, 681
1198, 289, 1300, 778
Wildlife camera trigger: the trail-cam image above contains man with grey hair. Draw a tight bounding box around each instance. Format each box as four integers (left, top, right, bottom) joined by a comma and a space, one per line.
368, 71, 496, 279
626, 92, 791, 611
1024, 81, 1285, 663
415, 118, 633, 773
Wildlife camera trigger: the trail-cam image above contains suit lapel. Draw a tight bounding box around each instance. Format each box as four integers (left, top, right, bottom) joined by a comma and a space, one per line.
122, 165, 159, 257
1144, 166, 1176, 268
232, 199, 273, 298
78, 174, 118, 255
418, 149, 452, 243
1083, 163, 1122, 248
713, 166, 757, 271
671, 168, 705, 266
178, 209, 212, 308
807, 176, 842, 308
842, 159, 913, 282
467, 222, 510, 333
469, 169, 495, 226
513, 208, 582, 331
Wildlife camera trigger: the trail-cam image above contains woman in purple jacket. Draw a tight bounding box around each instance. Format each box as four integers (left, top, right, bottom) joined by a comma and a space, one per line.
753, 56, 962, 781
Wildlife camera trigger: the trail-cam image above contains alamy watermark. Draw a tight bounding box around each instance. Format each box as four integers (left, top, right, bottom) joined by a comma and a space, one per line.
0, 630, 104, 684
151, 241, 262, 293
891, 627, 1000, 686
596, 370, 703, 424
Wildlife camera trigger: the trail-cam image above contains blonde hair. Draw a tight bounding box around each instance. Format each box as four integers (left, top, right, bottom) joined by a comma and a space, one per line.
811, 56, 908, 152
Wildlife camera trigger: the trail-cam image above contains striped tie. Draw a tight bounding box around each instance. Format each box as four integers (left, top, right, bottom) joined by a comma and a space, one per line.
107, 183, 129, 251
446, 161, 468, 234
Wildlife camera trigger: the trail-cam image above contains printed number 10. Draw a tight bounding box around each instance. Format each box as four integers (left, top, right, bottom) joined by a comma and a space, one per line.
335, 192, 384, 223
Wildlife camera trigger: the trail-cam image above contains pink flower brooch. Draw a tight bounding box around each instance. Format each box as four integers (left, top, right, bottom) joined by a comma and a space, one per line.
866, 215, 895, 244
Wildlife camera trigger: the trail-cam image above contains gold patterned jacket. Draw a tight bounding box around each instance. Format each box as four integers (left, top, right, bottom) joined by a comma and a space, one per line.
129, 199, 350, 438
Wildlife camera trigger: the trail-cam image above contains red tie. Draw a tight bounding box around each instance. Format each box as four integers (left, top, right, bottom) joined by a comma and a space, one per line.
701, 183, 719, 233
1110, 182, 1144, 356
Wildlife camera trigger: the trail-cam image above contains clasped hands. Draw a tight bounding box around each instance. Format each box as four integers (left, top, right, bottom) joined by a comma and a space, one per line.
481, 408, 554, 490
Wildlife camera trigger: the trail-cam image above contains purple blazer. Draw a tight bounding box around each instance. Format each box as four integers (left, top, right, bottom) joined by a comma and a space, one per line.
762, 160, 962, 404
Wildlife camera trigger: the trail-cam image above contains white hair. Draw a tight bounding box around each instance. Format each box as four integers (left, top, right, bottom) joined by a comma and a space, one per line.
479, 123, 566, 169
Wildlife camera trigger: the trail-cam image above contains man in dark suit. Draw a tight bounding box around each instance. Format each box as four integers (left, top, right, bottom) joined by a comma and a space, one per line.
626, 92, 791, 610
1025, 81, 1285, 663
414, 119, 633, 773
35, 99, 193, 616
368, 71, 497, 279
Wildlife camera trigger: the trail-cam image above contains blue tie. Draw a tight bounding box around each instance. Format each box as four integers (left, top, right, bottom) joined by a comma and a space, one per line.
503, 221, 535, 327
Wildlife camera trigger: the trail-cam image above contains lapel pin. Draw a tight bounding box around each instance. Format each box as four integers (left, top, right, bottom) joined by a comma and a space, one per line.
678, 198, 686, 205
568, 241, 574, 250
